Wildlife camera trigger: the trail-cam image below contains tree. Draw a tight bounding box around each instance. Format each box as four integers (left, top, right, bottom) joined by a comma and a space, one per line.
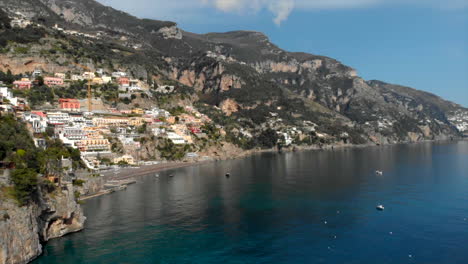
122, 97, 131, 104
117, 160, 129, 166
137, 123, 147, 134
35, 76, 44, 86
10, 168, 38, 206
257, 128, 279, 148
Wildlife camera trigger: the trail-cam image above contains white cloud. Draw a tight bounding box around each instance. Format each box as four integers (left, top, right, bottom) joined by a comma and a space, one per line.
98, 0, 468, 25
201, 0, 468, 25
269, 0, 294, 25
201, 0, 297, 25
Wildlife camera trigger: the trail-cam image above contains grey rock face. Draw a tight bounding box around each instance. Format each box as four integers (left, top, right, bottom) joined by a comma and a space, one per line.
157, 26, 182, 40
0, 184, 85, 264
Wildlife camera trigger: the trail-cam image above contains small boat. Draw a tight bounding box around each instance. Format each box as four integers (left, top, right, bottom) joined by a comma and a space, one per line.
376, 205, 385, 211
375, 170, 383, 175
169, 174, 174, 177
154, 174, 159, 178
225, 173, 230, 178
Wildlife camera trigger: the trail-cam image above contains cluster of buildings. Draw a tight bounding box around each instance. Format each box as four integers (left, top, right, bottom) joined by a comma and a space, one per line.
9, 12, 33, 29
8, 68, 165, 104
11, 70, 67, 90
448, 110, 468, 135
0, 83, 28, 112
8, 93, 213, 168
8, 65, 177, 105
10, 68, 144, 89
53, 24, 101, 40
264, 111, 321, 146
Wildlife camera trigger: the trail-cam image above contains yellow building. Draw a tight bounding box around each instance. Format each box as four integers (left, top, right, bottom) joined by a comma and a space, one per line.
92, 77, 104, 85
129, 117, 144, 126
113, 155, 135, 165
132, 108, 144, 115
167, 116, 176, 124
77, 138, 111, 152
93, 116, 130, 127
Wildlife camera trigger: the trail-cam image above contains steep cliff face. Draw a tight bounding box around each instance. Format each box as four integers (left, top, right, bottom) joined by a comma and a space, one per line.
0, 184, 85, 264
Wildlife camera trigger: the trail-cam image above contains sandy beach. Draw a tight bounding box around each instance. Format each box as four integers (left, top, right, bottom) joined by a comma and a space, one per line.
101, 160, 210, 180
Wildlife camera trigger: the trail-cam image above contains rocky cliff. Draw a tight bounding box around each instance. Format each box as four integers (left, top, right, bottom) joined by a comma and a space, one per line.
0, 181, 85, 264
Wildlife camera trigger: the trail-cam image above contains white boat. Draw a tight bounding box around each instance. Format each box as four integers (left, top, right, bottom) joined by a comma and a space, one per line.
376, 205, 385, 211
375, 170, 383, 175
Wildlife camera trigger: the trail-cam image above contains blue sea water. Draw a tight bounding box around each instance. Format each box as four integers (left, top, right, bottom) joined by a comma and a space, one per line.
33, 141, 468, 264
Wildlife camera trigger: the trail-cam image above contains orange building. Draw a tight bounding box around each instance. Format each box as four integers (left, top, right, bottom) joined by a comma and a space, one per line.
59, 98, 81, 112
118, 77, 130, 86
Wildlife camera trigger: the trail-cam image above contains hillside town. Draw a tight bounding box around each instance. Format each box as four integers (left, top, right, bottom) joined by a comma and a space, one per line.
0, 67, 218, 173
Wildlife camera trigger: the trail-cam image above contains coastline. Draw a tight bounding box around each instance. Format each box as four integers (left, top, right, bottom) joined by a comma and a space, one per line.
33, 139, 468, 264
79, 138, 466, 201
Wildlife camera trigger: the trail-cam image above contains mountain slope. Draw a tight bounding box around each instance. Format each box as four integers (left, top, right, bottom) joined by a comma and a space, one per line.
1, 0, 466, 145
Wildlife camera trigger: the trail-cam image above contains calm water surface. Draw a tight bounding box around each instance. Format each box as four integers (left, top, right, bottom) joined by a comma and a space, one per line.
34, 141, 468, 264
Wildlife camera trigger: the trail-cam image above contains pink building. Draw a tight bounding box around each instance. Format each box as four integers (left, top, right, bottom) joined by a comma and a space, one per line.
44, 77, 64, 86
13, 80, 32, 90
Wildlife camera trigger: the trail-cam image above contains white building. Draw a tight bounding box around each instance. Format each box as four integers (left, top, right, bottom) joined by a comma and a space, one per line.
145, 107, 171, 118
155, 85, 175, 94
71, 74, 84, 81
60, 126, 86, 140
54, 73, 66, 79
32, 69, 42, 78
82, 72, 95, 79
0, 87, 20, 106
0, 87, 13, 101
53, 24, 64, 31
69, 113, 85, 123
167, 132, 186, 144
152, 127, 166, 136
281, 132, 293, 146
112, 71, 127, 78
23, 112, 48, 133
47, 112, 70, 125
57, 126, 86, 147
118, 136, 141, 148
11, 18, 32, 28
101, 76, 112, 84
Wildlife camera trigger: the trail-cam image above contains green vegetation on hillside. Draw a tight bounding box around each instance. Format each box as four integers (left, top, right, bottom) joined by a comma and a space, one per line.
0, 115, 82, 205
0, 9, 46, 48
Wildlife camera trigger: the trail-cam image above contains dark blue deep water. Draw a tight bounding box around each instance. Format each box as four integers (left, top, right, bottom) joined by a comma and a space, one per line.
33, 141, 468, 264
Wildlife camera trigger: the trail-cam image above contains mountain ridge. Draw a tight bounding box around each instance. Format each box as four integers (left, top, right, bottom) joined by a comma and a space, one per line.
1, 0, 467, 144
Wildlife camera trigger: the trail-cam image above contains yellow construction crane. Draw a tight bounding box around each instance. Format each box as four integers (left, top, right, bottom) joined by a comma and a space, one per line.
72, 62, 93, 112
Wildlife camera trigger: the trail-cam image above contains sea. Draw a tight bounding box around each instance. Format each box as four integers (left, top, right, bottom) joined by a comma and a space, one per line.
33, 140, 468, 264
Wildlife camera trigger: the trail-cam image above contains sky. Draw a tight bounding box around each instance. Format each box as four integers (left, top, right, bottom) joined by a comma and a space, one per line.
97, 0, 468, 107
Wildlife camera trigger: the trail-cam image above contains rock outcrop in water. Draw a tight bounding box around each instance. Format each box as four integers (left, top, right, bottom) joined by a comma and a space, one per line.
0, 180, 85, 264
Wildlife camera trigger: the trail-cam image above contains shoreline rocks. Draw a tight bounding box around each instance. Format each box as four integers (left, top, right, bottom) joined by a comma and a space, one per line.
0, 183, 85, 264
